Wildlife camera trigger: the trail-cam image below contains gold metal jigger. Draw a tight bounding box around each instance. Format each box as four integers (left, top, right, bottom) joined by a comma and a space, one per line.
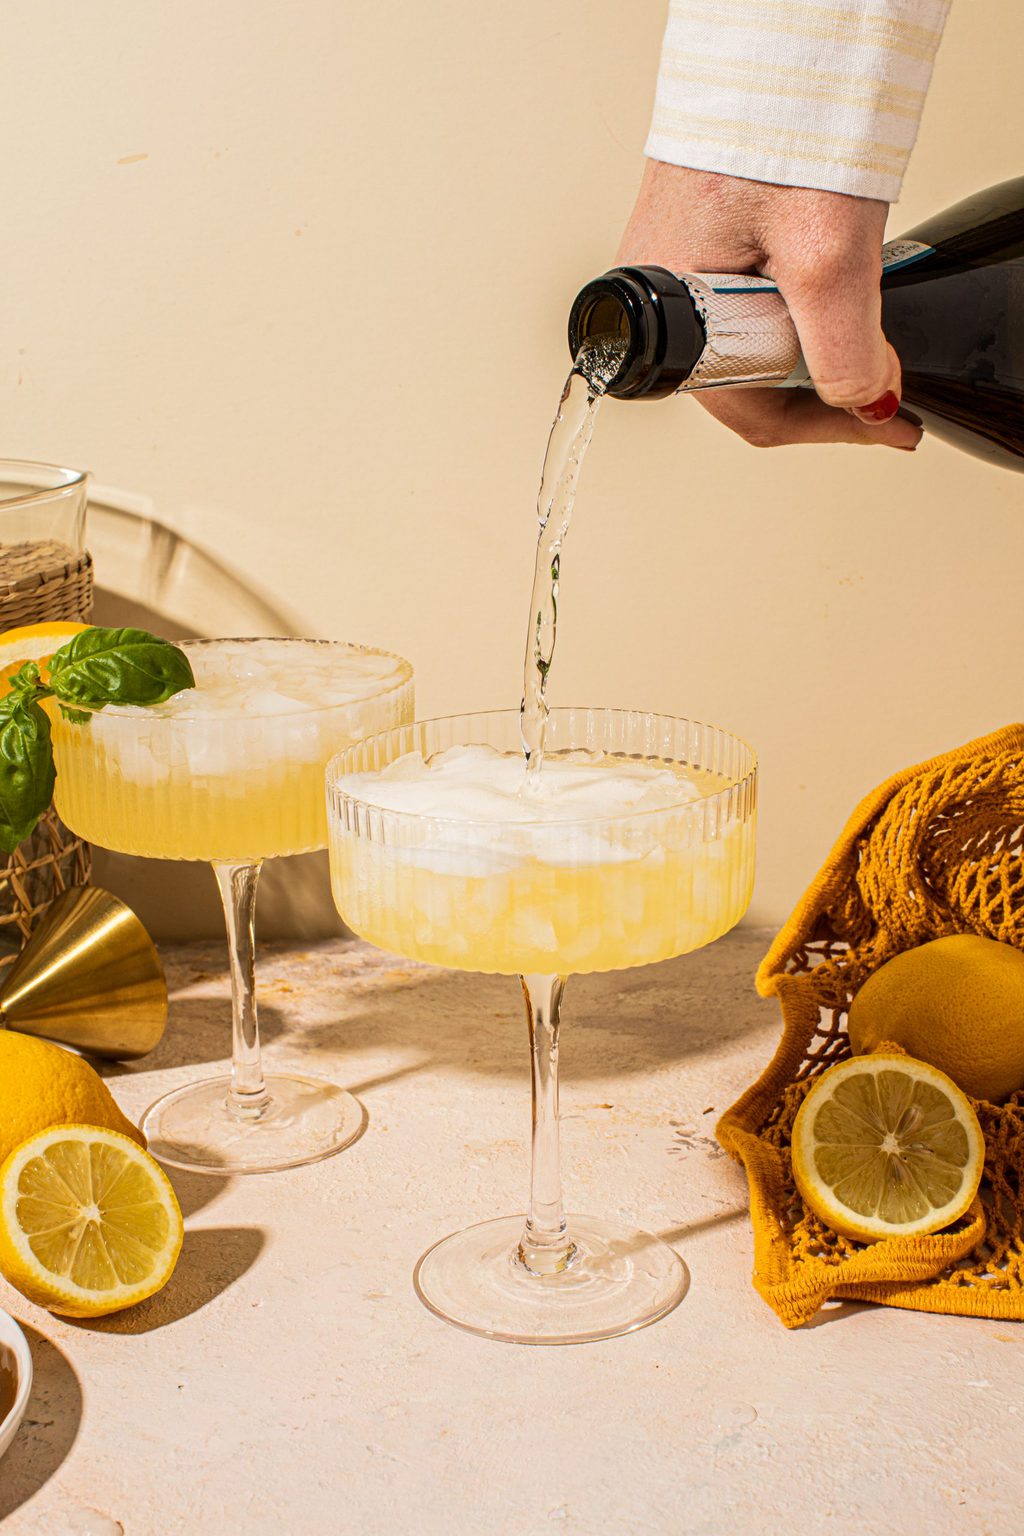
0, 886, 167, 1060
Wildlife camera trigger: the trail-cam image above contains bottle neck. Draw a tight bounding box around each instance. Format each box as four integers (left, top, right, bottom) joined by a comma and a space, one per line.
568, 264, 800, 398
567, 266, 706, 398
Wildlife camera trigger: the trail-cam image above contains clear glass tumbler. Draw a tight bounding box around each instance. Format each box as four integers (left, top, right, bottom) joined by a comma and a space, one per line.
52, 637, 414, 1174
0, 460, 89, 584
326, 707, 756, 1343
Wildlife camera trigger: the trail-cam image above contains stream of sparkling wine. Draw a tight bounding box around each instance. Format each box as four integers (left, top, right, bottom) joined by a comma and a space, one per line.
519, 336, 627, 778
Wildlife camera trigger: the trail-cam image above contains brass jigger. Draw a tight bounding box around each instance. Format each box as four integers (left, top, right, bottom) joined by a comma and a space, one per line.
0, 886, 167, 1060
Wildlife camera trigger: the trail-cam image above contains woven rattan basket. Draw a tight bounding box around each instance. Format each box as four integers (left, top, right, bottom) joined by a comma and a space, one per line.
0, 539, 93, 630
0, 527, 94, 975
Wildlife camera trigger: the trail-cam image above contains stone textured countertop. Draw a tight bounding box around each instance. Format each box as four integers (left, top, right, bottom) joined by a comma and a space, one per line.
1, 930, 1021, 1535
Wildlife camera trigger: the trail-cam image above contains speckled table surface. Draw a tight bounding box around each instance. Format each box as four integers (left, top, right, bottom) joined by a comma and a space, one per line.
0, 929, 1021, 1536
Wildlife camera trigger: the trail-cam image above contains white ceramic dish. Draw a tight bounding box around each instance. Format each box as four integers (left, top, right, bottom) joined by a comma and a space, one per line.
0, 1309, 32, 1461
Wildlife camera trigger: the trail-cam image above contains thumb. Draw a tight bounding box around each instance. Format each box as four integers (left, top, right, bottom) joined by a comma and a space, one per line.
774, 250, 902, 427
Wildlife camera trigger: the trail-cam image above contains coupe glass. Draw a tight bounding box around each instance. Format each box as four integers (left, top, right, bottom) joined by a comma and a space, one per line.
326, 708, 756, 1343
51, 637, 414, 1174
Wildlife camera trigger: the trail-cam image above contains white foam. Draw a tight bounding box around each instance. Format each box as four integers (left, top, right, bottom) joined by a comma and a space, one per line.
86, 639, 408, 783
335, 746, 720, 872
341, 744, 705, 824
103, 638, 408, 720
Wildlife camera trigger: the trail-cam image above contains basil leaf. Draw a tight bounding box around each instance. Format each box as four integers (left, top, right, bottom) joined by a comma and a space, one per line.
47, 627, 195, 708
0, 693, 56, 854
8, 661, 44, 698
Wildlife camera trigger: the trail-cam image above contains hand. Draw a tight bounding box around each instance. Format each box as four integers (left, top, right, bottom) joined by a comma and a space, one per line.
617, 161, 922, 451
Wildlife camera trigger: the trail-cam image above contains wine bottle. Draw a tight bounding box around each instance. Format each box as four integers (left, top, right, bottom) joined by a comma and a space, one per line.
568, 176, 1024, 472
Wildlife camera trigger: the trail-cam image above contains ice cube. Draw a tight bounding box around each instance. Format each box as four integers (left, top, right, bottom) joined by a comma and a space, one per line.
242, 689, 312, 717
119, 735, 173, 787
183, 719, 239, 780
511, 908, 558, 956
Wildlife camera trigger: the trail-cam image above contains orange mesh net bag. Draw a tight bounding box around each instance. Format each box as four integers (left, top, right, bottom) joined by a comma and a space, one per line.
718, 723, 1024, 1328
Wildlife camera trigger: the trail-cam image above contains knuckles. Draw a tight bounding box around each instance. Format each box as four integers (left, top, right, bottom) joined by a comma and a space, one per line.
774, 240, 883, 299
768, 198, 885, 297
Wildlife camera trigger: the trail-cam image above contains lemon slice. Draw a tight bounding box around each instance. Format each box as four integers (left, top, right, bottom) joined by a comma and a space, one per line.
0, 1126, 183, 1317
791, 1053, 985, 1244
0, 620, 90, 697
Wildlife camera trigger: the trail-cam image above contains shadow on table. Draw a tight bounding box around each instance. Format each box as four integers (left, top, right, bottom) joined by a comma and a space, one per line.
657, 1206, 749, 1245
0, 1326, 82, 1522
70, 1226, 266, 1336
160, 1169, 233, 1220
343, 1058, 434, 1100
801, 1298, 876, 1330
102, 997, 288, 1080
277, 931, 775, 1084
103, 933, 772, 1131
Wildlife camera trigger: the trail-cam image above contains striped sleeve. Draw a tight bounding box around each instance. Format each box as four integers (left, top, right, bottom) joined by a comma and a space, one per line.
644, 0, 952, 203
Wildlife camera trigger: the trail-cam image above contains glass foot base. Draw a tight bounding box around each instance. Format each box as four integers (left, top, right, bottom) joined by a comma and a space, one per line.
141, 1073, 366, 1175
413, 1214, 689, 1344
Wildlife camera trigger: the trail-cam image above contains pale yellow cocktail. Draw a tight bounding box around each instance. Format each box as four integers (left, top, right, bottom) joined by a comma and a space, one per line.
52, 638, 413, 862
329, 745, 754, 975
50, 636, 414, 1177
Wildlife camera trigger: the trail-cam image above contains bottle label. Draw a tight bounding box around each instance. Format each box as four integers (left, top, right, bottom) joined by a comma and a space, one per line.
681, 276, 800, 387
696, 239, 935, 296
694, 273, 780, 296
880, 238, 935, 273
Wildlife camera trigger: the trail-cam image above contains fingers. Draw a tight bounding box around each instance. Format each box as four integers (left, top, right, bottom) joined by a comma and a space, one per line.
697, 387, 923, 450
770, 204, 902, 423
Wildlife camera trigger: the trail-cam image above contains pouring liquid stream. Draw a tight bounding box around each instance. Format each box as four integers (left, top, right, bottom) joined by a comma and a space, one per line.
520, 336, 627, 780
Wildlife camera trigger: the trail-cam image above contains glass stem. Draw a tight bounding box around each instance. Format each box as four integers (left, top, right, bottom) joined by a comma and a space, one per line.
518, 973, 576, 1276
213, 860, 270, 1120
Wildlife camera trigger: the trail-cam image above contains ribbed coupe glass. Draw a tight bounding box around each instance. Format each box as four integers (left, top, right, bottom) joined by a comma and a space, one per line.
326, 707, 756, 1343
51, 637, 414, 1175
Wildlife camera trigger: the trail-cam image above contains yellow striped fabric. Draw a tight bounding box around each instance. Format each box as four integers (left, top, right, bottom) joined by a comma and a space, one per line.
645, 0, 952, 202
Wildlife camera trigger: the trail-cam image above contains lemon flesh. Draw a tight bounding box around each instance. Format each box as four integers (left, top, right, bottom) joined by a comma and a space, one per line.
0, 1126, 183, 1316
791, 1054, 985, 1243
0, 620, 90, 696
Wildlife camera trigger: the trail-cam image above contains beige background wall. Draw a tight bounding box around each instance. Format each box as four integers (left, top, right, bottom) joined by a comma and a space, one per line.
1, 1, 1021, 938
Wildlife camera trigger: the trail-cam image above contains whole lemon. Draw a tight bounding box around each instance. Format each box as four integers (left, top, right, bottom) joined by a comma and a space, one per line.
847, 934, 1024, 1103
0, 1033, 144, 1162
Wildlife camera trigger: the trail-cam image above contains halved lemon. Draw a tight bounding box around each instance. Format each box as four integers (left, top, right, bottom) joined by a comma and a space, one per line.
791, 1053, 985, 1244
0, 620, 90, 697
0, 1125, 183, 1316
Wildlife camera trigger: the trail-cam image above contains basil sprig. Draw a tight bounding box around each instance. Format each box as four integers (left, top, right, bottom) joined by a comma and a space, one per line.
0, 692, 56, 852
0, 627, 195, 854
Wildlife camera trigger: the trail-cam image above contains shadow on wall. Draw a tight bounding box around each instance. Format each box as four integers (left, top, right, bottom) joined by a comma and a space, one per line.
87, 492, 349, 944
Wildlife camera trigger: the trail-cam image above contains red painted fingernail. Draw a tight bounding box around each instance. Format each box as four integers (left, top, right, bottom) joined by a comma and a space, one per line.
854, 390, 900, 424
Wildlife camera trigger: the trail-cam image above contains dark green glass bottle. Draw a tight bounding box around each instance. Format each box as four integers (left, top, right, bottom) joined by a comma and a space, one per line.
568, 176, 1024, 472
